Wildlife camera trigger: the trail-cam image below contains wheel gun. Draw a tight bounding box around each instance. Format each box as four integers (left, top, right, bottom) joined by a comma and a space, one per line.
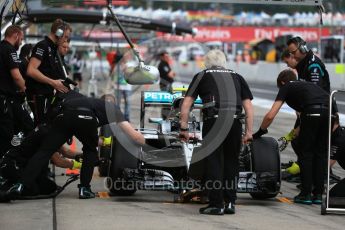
62, 77, 78, 90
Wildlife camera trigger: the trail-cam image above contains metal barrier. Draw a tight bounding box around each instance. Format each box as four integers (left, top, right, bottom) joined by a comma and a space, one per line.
322, 90, 345, 215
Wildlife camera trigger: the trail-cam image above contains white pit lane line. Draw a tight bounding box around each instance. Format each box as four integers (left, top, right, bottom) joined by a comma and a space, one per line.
252, 97, 295, 115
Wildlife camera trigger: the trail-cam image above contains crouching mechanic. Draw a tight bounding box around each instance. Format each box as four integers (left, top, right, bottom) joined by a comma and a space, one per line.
253, 69, 329, 205
180, 49, 254, 215
0, 125, 82, 197
7, 96, 145, 199
1, 124, 82, 176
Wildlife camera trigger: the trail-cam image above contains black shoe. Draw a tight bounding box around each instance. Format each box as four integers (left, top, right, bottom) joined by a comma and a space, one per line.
199, 205, 224, 215
224, 202, 236, 214
312, 194, 322, 205
6, 183, 24, 200
79, 185, 96, 199
294, 193, 312, 205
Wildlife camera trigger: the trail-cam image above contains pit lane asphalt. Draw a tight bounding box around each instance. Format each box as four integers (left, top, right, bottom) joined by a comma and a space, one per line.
1, 80, 345, 230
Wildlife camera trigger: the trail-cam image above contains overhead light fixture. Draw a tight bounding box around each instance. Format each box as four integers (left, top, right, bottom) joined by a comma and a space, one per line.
99, 7, 107, 25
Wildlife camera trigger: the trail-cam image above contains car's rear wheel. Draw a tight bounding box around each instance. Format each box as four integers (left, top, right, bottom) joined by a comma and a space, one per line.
98, 158, 109, 177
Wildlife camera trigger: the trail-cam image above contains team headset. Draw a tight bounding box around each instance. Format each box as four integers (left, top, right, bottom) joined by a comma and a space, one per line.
55, 20, 67, 39
289, 36, 309, 54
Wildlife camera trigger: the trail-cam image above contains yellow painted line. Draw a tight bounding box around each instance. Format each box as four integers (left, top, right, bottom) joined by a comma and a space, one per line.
98, 192, 110, 198
276, 197, 293, 204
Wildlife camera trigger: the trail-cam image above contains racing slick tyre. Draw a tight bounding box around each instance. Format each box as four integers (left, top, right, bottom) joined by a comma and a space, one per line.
107, 128, 139, 196
249, 137, 281, 200
98, 158, 109, 178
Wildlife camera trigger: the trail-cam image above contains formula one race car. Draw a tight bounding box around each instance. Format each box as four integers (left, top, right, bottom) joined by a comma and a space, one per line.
99, 90, 281, 200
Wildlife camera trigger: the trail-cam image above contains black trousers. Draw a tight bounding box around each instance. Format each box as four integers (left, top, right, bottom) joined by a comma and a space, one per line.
0, 96, 14, 156
203, 118, 242, 208
0, 96, 34, 157
291, 137, 301, 159
21, 109, 99, 188
27, 94, 53, 126
298, 108, 328, 195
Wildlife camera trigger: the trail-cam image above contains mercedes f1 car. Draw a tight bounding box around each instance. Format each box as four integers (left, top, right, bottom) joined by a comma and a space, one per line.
98, 90, 281, 201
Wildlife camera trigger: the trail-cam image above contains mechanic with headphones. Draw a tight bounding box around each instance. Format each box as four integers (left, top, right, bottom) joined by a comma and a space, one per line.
284, 37, 337, 171
287, 36, 330, 93
26, 18, 72, 126
254, 69, 330, 205
283, 36, 335, 148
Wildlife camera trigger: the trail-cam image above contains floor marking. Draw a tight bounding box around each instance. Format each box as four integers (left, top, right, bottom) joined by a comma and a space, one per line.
98, 192, 110, 198
277, 197, 293, 204
65, 169, 80, 176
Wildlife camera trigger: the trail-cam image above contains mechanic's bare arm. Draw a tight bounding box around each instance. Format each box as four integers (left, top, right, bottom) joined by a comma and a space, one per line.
242, 99, 253, 143
51, 152, 73, 169
118, 121, 145, 145
27, 57, 68, 93
10, 68, 26, 92
260, 100, 284, 130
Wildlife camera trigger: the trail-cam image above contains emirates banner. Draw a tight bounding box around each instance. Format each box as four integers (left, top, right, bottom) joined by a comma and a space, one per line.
157, 26, 330, 42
